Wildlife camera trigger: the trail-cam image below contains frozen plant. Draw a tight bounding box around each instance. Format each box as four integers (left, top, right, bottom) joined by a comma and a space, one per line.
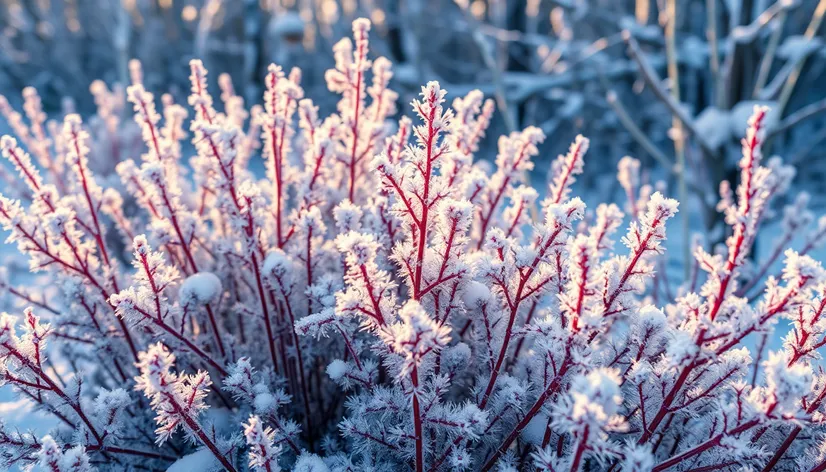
1, 18, 826, 472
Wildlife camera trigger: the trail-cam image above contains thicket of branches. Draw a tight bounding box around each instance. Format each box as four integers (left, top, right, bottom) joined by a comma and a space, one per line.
0, 15, 826, 472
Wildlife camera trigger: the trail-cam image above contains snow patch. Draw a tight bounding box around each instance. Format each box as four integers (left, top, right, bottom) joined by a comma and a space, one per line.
461, 281, 491, 308
269, 11, 305, 37
778, 35, 823, 61
730, 101, 778, 139
695, 107, 732, 149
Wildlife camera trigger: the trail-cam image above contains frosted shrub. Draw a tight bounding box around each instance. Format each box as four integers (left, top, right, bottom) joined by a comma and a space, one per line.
1, 18, 826, 472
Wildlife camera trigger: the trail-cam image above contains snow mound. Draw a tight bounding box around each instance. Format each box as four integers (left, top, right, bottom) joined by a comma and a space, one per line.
166, 448, 221, 472
461, 280, 491, 308
294, 452, 330, 471
180, 272, 222, 306
326, 359, 348, 380
262, 250, 291, 280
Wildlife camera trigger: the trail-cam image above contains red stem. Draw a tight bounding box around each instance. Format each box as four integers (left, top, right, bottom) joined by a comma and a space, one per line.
252, 252, 280, 375
550, 138, 585, 205
480, 358, 571, 472
154, 179, 225, 358
412, 101, 437, 299
412, 366, 424, 472
347, 35, 366, 203
6, 287, 58, 315
652, 419, 759, 471
479, 221, 569, 409
164, 390, 238, 472
475, 141, 531, 250
569, 425, 589, 472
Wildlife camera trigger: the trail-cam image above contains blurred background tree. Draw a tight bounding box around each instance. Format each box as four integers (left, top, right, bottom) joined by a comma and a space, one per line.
1, 0, 825, 242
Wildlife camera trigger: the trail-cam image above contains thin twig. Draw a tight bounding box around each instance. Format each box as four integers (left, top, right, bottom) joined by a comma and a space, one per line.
605, 90, 673, 169
767, 97, 826, 140
623, 31, 719, 159
706, 0, 722, 106
753, 10, 787, 98
789, 125, 826, 165
458, 6, 516, 133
